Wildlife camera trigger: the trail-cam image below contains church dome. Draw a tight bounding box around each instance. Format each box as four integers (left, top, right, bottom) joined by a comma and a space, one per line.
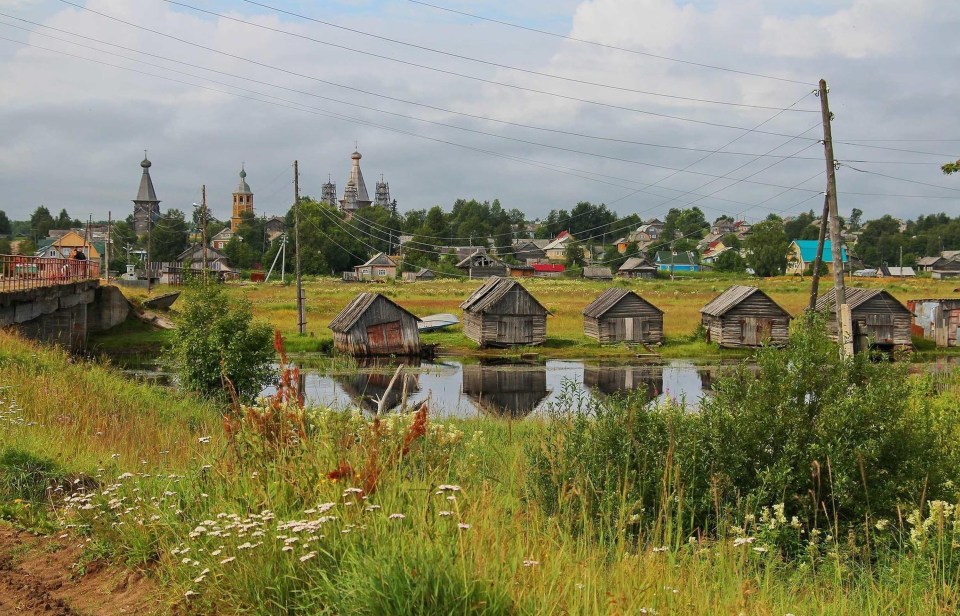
351, 151, 362, 160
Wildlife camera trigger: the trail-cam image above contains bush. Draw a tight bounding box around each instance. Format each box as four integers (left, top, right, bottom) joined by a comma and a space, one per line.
166, 282, 274, 402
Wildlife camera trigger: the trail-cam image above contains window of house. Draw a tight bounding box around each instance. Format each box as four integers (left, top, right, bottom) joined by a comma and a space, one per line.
378, 269, 386, 276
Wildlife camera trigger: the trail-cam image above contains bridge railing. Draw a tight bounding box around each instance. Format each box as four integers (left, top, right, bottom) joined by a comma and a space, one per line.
0, 254, 101, 292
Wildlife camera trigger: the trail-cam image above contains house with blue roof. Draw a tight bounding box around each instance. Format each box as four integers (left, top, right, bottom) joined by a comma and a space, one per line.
786, 240, 848, 275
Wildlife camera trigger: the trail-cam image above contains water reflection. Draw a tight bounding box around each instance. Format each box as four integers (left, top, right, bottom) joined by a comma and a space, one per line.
583, 364, 663, 402
331, 358, 421, 413
461, 363, 549, 418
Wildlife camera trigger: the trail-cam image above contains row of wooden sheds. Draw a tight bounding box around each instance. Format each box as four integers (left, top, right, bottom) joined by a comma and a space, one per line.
329, 277, 915, 356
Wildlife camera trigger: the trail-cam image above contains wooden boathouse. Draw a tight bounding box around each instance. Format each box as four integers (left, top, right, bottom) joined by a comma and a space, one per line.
460, 277, 549, 347
700, 285, 791, 348
582, 288, 664, 345
816, 288, 912, 352
328, 293, 421, 356
456, 250, 508, 279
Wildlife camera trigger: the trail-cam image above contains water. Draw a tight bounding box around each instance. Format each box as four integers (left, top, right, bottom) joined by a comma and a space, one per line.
277, 359, 736, 418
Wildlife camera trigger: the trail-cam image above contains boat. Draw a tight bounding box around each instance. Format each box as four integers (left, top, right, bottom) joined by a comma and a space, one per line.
143, 291, 181, 310
417, 313, 459, 332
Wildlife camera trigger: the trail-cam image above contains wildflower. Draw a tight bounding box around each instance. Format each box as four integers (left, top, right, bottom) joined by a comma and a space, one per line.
219, 556, 235, 564
752, 546, 768, 553
458, 523, 471, 530
117, 473, 134, 480
184, 590, 197, 599
110, 453, 120, 459
388, 513, 405, 520
299, 552, 317, 562
439, 511, 453, 517
522, 559, 540, 567
652, 546, 668, 553
198, 436, 211, 444
733, 537, 755, 547
875, 519, 890, 532
436, 484, 461, 494
282, 546, 293, 552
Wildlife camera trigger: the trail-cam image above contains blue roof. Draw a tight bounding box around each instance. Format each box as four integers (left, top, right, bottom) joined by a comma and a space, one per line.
792, 240, 847, 263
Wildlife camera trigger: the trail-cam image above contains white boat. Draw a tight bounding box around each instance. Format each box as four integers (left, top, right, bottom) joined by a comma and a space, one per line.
418, 313, 459, 332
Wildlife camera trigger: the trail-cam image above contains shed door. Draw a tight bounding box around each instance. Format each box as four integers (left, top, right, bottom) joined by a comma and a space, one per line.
499, 317, 532, 344
865, 314, 894, 343
742, 318, 772, 345
623, 318, 647, 342
367, 320, 403, 351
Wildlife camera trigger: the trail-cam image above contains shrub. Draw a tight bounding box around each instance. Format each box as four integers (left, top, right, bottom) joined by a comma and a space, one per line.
166, 282, 274, 402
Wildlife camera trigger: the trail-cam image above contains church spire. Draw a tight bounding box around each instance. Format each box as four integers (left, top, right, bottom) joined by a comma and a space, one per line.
132, 152, 161, 236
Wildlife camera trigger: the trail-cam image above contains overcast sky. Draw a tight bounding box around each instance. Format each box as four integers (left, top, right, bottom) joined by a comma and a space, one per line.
0, 0, 957, 229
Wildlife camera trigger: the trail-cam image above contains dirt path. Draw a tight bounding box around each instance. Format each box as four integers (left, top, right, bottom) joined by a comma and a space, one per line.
0, 526, 157, 615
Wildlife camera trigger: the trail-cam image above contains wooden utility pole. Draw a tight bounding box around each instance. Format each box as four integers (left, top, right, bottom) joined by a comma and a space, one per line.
807, 195, 830, 311
818, 78, 851, 355
106, 211, 111, 282
294, 160, 305, 335
201, 184, 209, 282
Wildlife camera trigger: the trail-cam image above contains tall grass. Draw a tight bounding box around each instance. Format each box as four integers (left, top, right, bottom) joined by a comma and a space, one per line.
2, 327, 960, 613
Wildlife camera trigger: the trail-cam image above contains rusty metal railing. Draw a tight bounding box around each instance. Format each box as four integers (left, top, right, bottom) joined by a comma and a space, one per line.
0, 254, 101, 292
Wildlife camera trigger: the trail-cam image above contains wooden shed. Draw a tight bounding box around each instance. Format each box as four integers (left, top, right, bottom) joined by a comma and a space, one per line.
582, 266, 613, 280
328, 293, 422, 356
908, 298, 960, 348
816, 288, 912, 352
460, 277, 549, 347
456, 250, 508, 279
583, 288, 664, 345
617, 256, 657, 279
462, 364, 548, 418
700, 285, 791, 348
402, 268, 435, 282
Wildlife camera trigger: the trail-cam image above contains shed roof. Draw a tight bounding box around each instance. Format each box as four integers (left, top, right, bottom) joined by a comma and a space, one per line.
583, 288, 663, 318
583, 266, 613, 279
815, 287, 911, 313
532, 263, 564, 273
792, 240, 848, 263
701, 285, 789, 318
329, 292, 420, 332
455, 249, 501, 268
655, 251, 696, 265
460, 276, 549, 314
360, 252, 397, 267
618, 256, 656, 272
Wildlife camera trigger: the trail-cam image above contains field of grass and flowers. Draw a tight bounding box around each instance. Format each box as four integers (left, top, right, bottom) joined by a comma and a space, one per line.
4, 312, 960, 614
111, 272, 960, 361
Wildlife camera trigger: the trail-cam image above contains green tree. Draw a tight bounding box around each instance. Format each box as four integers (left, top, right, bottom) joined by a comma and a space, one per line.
745, 217, 789, 277
150, 209, 189, 262
166, 284, 274, 402
943, 159, 959, 174
848, 208, 863, 232
0, 210, 10, 237
564, 240, 585, 268
54, 208, 79, 229
714, 250, 746, 273
29, 206, 55, 240
855, 215, 903, 266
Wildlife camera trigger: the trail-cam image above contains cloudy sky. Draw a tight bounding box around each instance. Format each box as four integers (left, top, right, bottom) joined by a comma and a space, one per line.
0, 0, 957, 231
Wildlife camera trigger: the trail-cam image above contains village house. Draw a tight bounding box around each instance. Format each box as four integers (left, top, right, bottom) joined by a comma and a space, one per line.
582, 265, 613, 280
878, 265, 916, 278
655, 251, 700, 273
36, 230, 100, 261
354, 253, 397, 281
583, 288, 664, 345
543, 232, 575, 261
265, 216, 286, 241
210, 227, 233, 250
328, 292, 421, 356
508, 263, 535, 277
456, 250, 508, 279
510, 239, 548, 263
460, 277, 549, 347
700, 285, 792, 348
617, 256, 657, 279
786, 240, 848, 275
532, 263, 565, 278
908, 298, 960, 348
928, 252, 960, 279
816, 288, 913, 352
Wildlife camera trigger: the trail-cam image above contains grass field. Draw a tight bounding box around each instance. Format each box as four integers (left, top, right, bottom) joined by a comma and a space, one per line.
113, 273, 960, 359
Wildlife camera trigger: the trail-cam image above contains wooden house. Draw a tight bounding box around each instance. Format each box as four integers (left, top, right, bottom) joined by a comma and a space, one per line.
617, 256, 657, 279
908, 298, 960, 348
816, 288, 912, 352
462, 364, 548, 418
328, 292, 421, 356
460, 277, 549, 347
508, 263, 535, 277
354, 252, 397, 281
511, 240, 548, 263
456, 250, 508, 279
700, 285, 791, 348
582, 266, 613, 280
582, 288, 664, 345
402, 268, 435, 282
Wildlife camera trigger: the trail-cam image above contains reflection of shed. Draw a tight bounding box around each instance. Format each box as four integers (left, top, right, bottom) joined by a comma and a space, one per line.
461, 364, 548, 418
700, 285, 791, 348
335, 359, 421, 412
456, 250, 508, 279
816, 288, 912, 352
583, 288, 664, 345
329, 293, 421, 356
460, 277, 549, 347
908, 298, 960, 347
583, 365, 662, 401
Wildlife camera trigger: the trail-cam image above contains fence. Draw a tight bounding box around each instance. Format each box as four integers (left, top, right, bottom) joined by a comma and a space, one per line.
0, 254, 101, 292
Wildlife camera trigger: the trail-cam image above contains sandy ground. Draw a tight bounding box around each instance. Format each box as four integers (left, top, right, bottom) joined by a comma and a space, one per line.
0, 526, 157, 616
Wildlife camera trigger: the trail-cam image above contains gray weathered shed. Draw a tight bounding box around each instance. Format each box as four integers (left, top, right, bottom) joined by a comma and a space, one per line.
460, 277, 549, 347
328, 292, 421, 356
456, 250, 508, 279
402, 268, 436, 282
816, 288, 912, 352
617, 256, 657, 279
583, 288, 664, 345
582, 266, 613, 280
700, 285, 791, 348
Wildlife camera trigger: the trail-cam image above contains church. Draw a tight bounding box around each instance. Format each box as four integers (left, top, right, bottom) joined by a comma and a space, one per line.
321, 150, 394, 217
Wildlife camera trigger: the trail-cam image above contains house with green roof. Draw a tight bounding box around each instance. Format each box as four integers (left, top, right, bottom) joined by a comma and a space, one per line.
786, 240, 848, 275
654, 251, 700, 272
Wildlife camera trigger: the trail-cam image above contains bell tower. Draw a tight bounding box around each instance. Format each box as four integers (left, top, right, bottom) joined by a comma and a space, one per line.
231, 165, 254, 232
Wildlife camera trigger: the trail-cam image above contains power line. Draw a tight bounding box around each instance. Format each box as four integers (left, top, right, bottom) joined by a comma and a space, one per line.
403, 0, 813, 86
208, 0, 817, 113
839, 163, 960, 194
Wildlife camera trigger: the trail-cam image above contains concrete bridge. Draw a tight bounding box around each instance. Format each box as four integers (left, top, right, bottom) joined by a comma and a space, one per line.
0, 255, 130, 351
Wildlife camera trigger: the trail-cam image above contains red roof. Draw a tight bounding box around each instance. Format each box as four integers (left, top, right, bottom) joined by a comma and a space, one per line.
532, 263, 565, 273
556, 230, 572, 240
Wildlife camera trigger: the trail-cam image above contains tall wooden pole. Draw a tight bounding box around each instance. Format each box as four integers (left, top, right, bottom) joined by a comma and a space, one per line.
807, 194, 830, 311
818, 78, 851, 354
201, 184, 208, 282
294, 160, 304, 334
106, 211, 111, 282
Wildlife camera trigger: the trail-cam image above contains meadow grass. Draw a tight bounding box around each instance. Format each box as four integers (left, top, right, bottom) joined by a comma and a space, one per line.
3, 328, 960, 614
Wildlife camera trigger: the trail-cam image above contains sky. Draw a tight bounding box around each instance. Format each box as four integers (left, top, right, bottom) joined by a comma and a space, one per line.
0, 0, 957, 229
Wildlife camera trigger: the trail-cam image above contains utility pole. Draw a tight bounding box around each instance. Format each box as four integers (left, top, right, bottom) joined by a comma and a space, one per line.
669, 241, 676, 281
818, 78, 851, 355
807, 194, 830, 311
106, 211, 111, 282
294, 160, 305, 335
201, 184, 208, 282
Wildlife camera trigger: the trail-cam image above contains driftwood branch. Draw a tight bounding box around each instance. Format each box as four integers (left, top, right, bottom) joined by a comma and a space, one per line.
374, 364, 405, 416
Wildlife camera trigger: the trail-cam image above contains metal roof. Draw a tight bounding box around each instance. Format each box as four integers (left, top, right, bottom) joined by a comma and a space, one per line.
460, 276, 549, 314
134, 157, 160, 204
792, 240, 848, 263
701, 285, 789, 317
328, 292, 420, 332
815, 287, 911, 313
360, 252, 397, 268
583, 287, 662, 318
234, 167, 252, 195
